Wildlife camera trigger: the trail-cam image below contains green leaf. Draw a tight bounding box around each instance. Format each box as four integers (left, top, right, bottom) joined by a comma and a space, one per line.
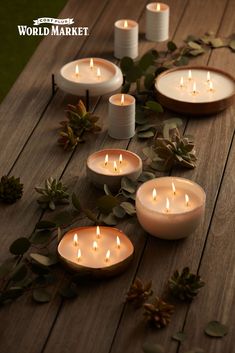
144, 73, 155, 90
97, 195, 119, 214
31, 230, 52, 245
120, 56, 134, 73
172, 331, 186, 342
137, 130, 155, 139
188, 41, 202, 50
120, 202, 136, 215
113, 205, 126, 218
102, 213, 118, 226
32, 288, 52, 303
175, 56, 189, 66
0, 287, 23, 304
145, 101, 164, 113
138, 172, 155, 182
121, 177, 137, 193
104, 184, 112, 196
189, 49, 205, 56
204, 321, 228, 338
72, 193, 81, 211
138, 52, 155, 71
59, 282, 78, 299
137, 124, 156, 132
142, 342, 165, 353
30, 253, 58, 266
121, 82, 131, 93
210, 38, 225, 48
35, 220, 56, 229
126, 65, 143, 83
229, 39, 235, 51
9, 237, 31, 255
167, 41, 177, 52
10, 263, 28, 282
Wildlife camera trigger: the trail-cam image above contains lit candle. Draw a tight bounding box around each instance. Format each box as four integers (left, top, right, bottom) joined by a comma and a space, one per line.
156, 2, 161, 11
105, 249, 111, 262
146, 2, 169, 42
97, 67, 101, 80
121, 94, 125, 106
165, 197, 170, 213
114, 19, 138, 59
172, 182, 176, 195
124, 20, 128, 28
188, 70, 192, 81
152, 188, 157, 201
180, 76, 184, 88
93, 241, 98, 251
117, 236, 121, 249
96, 225, 101, 239
119, 154, 123, 164
90, 58, 94, 70
77, 248, 81, 261
75, 64, 79, 78
104, 154, 109, 166
208, 81, 214, 92
113, 161, 118, 172
207, 71, 211, 82
192, 82, 197, 95
185, 194, 189, 207
73, 233, 78, 246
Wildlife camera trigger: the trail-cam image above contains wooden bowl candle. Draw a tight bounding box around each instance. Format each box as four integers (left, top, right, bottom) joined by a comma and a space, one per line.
58, 226, 134, 278
155, 66, 235, 115
56, 58, 123, 96
136, 177, 206, 240
86, 149, 142, 190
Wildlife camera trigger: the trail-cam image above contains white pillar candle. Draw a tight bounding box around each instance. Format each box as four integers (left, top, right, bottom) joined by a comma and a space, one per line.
136, 177, 206, 240
114, 19, 138, 59
146, 2, 169, 42
108, 93, 135, 139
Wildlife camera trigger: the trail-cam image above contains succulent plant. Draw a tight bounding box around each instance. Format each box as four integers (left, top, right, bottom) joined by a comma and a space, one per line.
169, 267, 205, 301
58, 100, 101, 150
0, 175, 23, 204
35, 177, 69, 211
144, 296, 174, 328
126, 278, 153, 307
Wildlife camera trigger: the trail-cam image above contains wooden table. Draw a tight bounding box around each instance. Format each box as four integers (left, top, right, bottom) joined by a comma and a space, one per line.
0, 0, 234, 352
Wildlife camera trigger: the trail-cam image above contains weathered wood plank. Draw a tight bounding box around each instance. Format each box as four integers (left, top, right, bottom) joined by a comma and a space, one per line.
0, 0, 109, 175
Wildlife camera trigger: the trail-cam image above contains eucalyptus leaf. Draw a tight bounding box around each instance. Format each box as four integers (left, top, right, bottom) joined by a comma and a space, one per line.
138, 172, 155, 182
9, 237, 31, 255
120, 202, 136, 215
210, 38, 225, 48
172, 331, 186, 342
137, 124, 156, 132
175, 56, 189, 66
120, 56, 134, 73
204, 321, 228, 338
126, 65, 142, 83
145, 101, 164, 113
188, 41, 202, 50
10, 263, 28, 283
142, 342, 165, 353
104, 184, 112, 196
121, 177, 137, 194
102, 213, 118, 226
137, 130, 155, 139
113, 205, 126, 218
167, 41, 177, 52
138, 52, 155, 71
189, 49, 205, 56
97, 195, 119, 214
229, 39, 235, 51
144, 73, 155, 90
121, 190, 136, 201
33, 288, 52, 303
31, 230, 52, 245
30, 253, 58, 267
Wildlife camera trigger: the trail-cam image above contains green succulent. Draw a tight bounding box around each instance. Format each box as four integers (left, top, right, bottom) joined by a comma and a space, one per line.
35, 177, 69, 211
169, 267, 205, 301
58, 125, 81, 151
0, 175, 23, 204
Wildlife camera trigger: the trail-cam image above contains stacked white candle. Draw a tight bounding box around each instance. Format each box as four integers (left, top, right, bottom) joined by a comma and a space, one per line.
58, 226, 134, 277
136, 177, 206, 240
146, 2, 169, 42
108, 93, 135, 139
114, 19, 138, 59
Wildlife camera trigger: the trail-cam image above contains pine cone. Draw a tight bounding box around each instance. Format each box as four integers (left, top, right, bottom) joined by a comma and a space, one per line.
126, 278, 152, 307
0, 175, 23, 204
169, 267, 205, 301
144, 297, 174, 328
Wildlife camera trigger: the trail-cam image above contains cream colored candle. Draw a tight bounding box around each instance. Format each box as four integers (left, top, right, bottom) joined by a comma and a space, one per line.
114, 19, 138, 59
86, 148, 142, 190
56, 58, 123, 96
146, 2, 169, 42
136, 177, 206, 239
58, 226, 134, 278
108, 93, 135, 139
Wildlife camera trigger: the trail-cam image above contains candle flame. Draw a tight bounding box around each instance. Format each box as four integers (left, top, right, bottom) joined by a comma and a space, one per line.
156, 2, 161, 11
90, 58, 94, 69
77, 248, 81, 261
105, 249, 111, 262
180, 76, 184, 88
114, 161, 118, 172
166, 198, 170, 212
209, 80, 214, 92
93, 240, 98, 251
185, 194, 189, 207
75, 64, 79, 77
192, 81, 197, 94
188, 70, 192, 81
73, 233, 78, 246
117, 236, 121, 249
124, 20, 128, 28
207, 71, 211, 82
96, 225, 101, 239
119, 154, 123, 164
172, 182, 176, 195
104, 154, 109, 166
97, 67, 101, 79
152, 188, 157, 201
121, 94, 125, 106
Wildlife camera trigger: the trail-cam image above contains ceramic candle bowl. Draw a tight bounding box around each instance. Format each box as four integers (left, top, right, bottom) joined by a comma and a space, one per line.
86, 149, 142, 190
136, 177, 206, 240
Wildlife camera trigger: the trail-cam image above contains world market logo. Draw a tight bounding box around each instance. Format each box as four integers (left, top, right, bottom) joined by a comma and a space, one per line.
17, 17, 89, 36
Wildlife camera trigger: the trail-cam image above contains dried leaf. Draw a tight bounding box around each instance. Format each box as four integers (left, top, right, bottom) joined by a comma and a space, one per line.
204, 321, 228, 338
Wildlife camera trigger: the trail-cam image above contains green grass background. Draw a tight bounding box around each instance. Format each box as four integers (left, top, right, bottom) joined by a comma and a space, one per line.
0, 0, 67, 103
